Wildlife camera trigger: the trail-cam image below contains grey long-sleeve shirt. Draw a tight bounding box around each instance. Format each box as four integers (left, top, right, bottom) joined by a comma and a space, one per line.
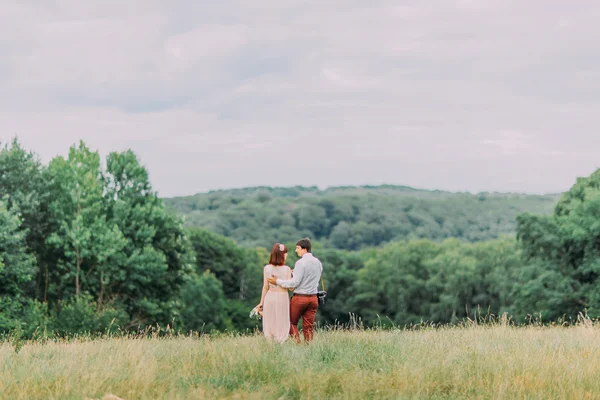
276, 252, 323, 294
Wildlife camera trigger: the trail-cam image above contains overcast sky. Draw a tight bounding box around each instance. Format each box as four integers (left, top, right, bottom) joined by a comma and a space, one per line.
2, 1, 600, 197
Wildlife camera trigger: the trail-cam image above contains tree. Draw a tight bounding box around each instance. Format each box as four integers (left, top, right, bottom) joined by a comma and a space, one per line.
239, 247, 269, 304
426, 240, 479, 322
103, 150, 193, 326
47, 142, 127, 300
0, 139, 54, 300
187, 229, 247, 298
316, 249, 365, 324
353, 240, 441, 325
180, 271, 228, 333
471, 237, 522, 316
293, 204, 328, 238
516, 169, 600, 320
0, 200, 36, 297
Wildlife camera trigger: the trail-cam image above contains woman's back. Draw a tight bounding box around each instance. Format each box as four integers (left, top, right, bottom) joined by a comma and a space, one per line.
265, 265, 291, 290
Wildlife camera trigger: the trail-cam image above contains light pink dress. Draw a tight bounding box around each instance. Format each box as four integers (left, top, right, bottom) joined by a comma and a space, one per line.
262, 264, 291, 343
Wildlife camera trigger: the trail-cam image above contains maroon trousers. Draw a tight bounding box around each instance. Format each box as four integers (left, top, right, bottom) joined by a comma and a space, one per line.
289, 294, 318, 343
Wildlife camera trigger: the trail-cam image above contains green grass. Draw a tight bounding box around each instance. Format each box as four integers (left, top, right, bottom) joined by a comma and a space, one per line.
1, 323, 600, 399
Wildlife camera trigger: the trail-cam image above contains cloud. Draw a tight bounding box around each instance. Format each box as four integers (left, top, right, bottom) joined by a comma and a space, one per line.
481, 131, 568, 157
1, 0, 600, 196
482, 131, 532, 154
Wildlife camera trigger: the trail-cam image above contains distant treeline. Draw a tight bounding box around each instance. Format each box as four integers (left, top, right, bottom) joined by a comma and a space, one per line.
164, 185, 559, 250
0, 138, 598, 338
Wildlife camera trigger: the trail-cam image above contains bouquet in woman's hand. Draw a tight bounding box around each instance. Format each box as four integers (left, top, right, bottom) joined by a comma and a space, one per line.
250, 305, 263, 320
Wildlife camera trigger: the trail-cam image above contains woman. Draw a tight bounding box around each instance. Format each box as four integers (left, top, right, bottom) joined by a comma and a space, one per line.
257, 243, 292, 343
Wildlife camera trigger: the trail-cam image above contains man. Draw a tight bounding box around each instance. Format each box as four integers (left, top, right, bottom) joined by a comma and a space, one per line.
267, 237, 322, 343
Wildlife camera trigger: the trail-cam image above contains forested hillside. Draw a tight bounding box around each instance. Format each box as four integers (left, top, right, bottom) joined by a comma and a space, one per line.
3, 137, 599, 338
165, 186, 560, 249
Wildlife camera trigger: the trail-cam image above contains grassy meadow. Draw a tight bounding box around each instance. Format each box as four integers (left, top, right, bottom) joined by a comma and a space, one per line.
1, 321, 600, 399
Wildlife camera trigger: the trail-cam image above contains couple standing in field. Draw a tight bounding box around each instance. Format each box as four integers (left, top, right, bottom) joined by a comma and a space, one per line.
256, 238, 323, 343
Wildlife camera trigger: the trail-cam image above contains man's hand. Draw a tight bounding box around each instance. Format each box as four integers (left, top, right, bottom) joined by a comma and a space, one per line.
267, 276, 278, 285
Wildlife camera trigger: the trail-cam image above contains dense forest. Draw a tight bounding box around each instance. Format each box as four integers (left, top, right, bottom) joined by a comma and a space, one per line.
165, 186, 559, 249
1, 138, 599, 339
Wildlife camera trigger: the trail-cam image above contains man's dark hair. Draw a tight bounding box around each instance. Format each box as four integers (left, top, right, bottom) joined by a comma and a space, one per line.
296, 237, 312, 253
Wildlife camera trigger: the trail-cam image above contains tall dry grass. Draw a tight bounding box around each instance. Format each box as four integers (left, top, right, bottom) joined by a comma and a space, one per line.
1, 319, 600, 399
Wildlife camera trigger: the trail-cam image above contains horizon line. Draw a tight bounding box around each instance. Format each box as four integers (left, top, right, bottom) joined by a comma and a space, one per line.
162, 183, 565, 199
